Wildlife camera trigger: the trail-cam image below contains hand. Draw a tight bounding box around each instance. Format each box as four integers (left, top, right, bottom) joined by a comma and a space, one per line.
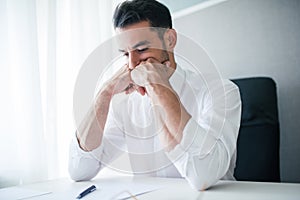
102, 64, 146, 96
131, 58, 174, 96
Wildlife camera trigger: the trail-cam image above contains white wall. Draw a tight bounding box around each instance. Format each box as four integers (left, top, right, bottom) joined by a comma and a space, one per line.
173, 0, 300, 182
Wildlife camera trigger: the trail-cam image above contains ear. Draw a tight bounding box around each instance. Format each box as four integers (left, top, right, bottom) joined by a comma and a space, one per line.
164, 29, 177, 50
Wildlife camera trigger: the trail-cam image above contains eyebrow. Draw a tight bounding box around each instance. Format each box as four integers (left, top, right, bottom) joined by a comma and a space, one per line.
118, 40, 150, 52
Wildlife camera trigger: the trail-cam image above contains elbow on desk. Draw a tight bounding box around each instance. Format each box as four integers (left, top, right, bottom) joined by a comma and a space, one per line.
68, 158, 101, 181
186, 175, 217, 191
68, 166, 99, 182
185, 151, 227, 191
69, 170, 92, 182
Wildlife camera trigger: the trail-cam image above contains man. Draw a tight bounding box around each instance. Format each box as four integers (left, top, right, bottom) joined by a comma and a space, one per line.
69, 0, 241, 190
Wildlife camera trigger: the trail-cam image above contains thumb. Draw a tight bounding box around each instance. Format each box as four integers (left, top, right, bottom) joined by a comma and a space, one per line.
163, 60, 171, 67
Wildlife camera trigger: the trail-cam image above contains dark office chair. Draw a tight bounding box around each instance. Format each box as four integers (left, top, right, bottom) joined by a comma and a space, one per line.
231, 77, 280, 182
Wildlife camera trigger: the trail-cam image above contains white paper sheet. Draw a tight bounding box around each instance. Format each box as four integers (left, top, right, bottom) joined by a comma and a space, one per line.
0, 180, 164, 200
0, 187, 51, 200
108, 182, 161, 199
76, 182, 163, 200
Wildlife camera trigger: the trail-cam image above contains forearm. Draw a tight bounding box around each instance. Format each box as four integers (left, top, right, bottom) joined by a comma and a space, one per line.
77, 63, 134, 151
76, 88, 112, 151
148, 84, 191, 150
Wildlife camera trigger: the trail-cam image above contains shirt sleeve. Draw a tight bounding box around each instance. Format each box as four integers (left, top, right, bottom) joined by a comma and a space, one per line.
166, 79, 241, 190
68, 105, 126, 181
68, 134, 103, 181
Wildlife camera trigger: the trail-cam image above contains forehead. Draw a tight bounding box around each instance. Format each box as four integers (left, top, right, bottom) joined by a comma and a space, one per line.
116, 22, 162, 50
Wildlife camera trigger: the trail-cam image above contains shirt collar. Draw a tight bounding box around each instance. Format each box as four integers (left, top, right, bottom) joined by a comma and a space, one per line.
169, 64, 186, 96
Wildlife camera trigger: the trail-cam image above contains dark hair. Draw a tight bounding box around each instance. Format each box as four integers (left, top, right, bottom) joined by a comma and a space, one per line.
113, 0, 172, 29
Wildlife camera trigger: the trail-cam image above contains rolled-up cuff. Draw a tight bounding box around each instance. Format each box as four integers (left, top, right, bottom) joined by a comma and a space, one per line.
71, 133, 103, 161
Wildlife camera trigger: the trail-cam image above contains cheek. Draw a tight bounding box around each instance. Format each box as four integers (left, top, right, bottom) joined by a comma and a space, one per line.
140, 50, 164, 62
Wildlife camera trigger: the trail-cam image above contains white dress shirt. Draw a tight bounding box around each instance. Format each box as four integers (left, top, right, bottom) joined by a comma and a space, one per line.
69, 65, 241, 190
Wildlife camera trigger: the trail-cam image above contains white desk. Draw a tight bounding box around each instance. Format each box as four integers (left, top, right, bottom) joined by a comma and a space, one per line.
1, 176, 300, 200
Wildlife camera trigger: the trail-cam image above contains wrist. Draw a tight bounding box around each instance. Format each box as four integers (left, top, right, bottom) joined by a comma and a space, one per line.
147, 82, 172, 96
99, 84, 114, 98
95, 86, 113, 110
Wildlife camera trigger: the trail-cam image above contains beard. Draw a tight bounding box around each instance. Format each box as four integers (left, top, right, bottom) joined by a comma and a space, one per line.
160, 49, 169, 63
160, 40, 170, 63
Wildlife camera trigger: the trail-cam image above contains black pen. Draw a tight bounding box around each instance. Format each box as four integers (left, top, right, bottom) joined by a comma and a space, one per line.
76, 185, 97, 199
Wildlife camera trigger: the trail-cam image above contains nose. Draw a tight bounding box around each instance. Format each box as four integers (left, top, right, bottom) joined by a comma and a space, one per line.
128, 51, 140, 70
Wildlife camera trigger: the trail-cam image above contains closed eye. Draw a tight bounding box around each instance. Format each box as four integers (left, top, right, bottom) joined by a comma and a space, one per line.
137, 48, 149, 53
121, 47, 149, 57
123, 52, 129, 57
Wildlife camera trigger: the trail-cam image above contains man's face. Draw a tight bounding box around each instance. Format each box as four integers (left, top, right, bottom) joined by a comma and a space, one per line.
116, 21, 169, 70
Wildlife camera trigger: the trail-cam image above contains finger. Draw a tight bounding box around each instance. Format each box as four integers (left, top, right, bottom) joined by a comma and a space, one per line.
146, 57, 156, 63
134, 85, 146, 96
138, 58, 159, 66
141, 58, 169, 68
138, 87, 146, 96
121, 64, 130, 73
138, 58, 160, 70
124, 83, 134, 93
162, 60, 171, 67
125, 86, 136, 95
145, 57, 161, 64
